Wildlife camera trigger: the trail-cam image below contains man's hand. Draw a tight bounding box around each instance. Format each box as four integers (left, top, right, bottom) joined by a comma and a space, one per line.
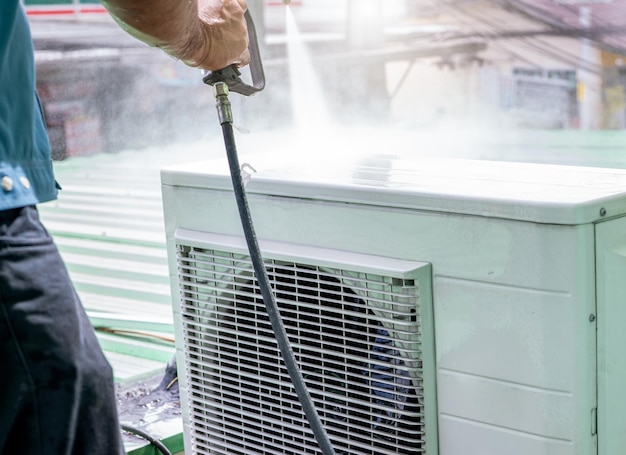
191, 0, 250, 70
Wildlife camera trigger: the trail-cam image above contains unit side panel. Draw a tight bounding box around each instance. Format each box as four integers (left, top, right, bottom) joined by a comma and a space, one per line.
435, 278, 575, 391
596, 215, 626, 455
438, 415, 575, 454
431, 223, 596, 455
435, 279, 577, 438
431, 222, 596, 454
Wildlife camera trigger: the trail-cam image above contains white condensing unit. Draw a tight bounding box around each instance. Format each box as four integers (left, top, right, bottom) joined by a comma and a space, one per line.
162, 152, 626, 455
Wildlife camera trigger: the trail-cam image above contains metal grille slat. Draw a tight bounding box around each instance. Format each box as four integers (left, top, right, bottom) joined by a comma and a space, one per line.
177, 243, 430, 454
186, 367, 425, 422
187, 356, 425, 409
182, 314, 422, 359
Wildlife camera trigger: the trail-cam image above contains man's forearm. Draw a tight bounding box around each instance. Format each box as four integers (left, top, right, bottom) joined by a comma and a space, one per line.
101, 0, 201, 64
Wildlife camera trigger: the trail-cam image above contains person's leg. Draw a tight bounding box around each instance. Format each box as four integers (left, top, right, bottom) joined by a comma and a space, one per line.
0, 206, 124, 455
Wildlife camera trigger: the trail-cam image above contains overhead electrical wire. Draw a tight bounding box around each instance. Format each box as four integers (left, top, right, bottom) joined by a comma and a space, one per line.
411, 0, 626, 51
432, 0, 605, 75
496, 0, 626, 56
494, 0, 626, 39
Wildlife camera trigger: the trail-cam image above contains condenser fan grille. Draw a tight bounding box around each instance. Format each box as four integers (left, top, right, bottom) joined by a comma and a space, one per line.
177, 243, 430, 455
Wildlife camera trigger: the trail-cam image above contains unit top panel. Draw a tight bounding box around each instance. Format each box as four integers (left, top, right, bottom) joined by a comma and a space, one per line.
162, 149, 626, 225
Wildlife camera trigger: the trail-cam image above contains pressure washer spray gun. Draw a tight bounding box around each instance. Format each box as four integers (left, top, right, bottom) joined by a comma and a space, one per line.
203, 10, 266, 97
201, 4, 337, 455
202, 0, 290, 97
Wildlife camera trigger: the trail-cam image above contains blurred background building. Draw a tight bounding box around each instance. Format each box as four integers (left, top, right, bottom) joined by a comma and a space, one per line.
23, 0, 626, 159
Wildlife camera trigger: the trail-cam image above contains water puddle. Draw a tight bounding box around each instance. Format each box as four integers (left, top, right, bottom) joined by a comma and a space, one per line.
116, 360, 182, 448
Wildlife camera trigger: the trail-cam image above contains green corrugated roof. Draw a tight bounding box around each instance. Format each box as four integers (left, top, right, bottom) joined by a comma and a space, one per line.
38, 139, 220, 455
38, 147, 176, 380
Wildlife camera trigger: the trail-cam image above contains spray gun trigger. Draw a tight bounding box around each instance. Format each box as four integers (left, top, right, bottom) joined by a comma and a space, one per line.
202, 10, 265, 96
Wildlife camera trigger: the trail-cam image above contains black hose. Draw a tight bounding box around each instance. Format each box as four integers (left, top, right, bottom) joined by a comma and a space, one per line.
121, 424, 173, 455
221, 121, 337, 455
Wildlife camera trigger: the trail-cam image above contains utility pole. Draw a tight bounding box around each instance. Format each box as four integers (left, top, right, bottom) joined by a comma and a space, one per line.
578, 5, 596, 129
555, 0, 607, 130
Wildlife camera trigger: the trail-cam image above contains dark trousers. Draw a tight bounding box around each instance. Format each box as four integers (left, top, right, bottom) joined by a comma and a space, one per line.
0, 206, 124, 454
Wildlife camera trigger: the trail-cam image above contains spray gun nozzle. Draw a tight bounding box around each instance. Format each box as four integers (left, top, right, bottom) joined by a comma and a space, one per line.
213, 81, 230, 98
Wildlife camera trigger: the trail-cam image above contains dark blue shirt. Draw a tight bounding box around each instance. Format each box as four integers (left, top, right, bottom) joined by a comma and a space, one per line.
0, 2, 58, 210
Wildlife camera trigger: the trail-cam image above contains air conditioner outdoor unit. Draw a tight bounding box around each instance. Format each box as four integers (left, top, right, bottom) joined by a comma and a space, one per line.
161, 150, 626, 455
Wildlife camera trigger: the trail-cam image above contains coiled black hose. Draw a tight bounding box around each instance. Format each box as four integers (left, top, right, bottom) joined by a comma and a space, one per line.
121, 424, 173, 455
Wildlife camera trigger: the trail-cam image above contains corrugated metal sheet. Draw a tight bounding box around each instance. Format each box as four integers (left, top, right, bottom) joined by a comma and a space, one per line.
37, 140, 220, 455
39, 141, 217, 378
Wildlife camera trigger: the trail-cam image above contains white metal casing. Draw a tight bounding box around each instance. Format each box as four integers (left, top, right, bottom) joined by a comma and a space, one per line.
161, 151, 626, 455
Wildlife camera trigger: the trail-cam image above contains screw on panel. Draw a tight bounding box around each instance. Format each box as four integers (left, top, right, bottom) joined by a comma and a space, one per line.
589, 314, 596, 322
599, 208, 607, 217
